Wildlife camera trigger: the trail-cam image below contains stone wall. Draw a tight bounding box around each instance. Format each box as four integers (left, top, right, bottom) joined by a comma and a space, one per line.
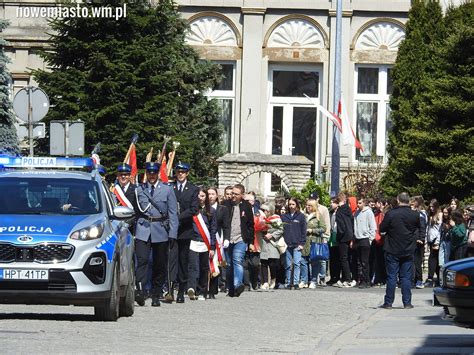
217, 153, 313, 191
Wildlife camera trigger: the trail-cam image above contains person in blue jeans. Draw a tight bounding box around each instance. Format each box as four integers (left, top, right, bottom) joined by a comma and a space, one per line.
281, 198, 307, 290
379, 192, 421, 309
222, 184, 255, 297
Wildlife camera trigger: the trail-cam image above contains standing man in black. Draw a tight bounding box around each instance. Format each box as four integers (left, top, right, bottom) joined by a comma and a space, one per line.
170, 162, 200, 303
113, 163, 139, 233
335, 192, 355, 288
222, 184, 255, 297
379, 192, 421, 309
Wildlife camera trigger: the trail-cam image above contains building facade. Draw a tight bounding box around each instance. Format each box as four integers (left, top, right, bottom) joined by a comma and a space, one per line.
0, 0, 461, 195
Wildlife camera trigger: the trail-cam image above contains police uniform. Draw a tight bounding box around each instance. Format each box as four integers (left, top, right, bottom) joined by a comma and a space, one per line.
135, 162, 179, 306
169, 162, 199, 303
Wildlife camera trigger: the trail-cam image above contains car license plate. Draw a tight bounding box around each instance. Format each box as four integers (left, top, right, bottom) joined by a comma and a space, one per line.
0, 269, 49, 281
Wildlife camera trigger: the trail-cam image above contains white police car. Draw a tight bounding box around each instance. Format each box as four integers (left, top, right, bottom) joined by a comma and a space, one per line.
0, 156, 135, 321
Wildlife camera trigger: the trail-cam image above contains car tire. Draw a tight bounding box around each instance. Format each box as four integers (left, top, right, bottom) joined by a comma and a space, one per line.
119, 259, 135, 317
95, 261, 120, 322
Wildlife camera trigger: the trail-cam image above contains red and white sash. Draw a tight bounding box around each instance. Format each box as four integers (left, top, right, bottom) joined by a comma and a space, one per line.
214, 230, 226, 266
113, 184, 133, 209
193, 213, 220, 276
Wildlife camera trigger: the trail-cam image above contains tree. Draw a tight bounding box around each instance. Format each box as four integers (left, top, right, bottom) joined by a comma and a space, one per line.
380, 0, 474, 201
33, 0, 223, 181
0, 20, 20, 156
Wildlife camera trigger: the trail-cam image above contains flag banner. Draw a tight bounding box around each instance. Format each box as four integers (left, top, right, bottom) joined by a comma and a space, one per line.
159, 156, 169, 183
304, 94, 342, 131
338, 96, 363, 150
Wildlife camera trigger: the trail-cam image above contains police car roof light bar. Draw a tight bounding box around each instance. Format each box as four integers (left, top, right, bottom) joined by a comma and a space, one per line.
0, 156, 94, 169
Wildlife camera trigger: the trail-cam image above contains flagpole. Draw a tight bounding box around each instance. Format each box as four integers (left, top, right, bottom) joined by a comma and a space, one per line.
330, 0, 342, 197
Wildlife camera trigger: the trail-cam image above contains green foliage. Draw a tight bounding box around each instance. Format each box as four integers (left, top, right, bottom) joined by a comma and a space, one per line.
381, 1, 474, 202
288, 179, 330, 207
0, 20, 19, 156
33, 0, 224, 181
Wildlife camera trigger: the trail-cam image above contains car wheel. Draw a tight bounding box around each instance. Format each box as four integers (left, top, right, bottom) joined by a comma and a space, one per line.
95, 261, 120, 321
119, 259, 135, 317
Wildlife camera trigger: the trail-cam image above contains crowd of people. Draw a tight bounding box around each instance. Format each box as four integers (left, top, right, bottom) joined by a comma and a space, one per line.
111, 161, 474, 307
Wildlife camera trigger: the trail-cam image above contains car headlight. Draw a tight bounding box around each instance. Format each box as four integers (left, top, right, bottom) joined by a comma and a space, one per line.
70, 223, 104, 241
445, 270, 471, 288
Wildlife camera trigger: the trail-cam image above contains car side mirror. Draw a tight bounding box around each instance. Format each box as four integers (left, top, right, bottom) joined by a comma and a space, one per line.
113, 206, 135, 219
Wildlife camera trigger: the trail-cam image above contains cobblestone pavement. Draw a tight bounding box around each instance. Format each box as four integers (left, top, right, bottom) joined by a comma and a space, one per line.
0, 287, 472, 354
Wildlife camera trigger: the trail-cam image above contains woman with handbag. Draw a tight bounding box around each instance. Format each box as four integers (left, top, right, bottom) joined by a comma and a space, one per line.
260, 203, 284, 289
305, 199, 329, 289
282, 198, 307, 290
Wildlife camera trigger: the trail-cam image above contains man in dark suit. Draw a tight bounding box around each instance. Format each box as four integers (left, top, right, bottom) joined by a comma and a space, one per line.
135, 162, 179, 307
113, 163, 138, 232
170, 162, 200, 303
222, 184, 254, 297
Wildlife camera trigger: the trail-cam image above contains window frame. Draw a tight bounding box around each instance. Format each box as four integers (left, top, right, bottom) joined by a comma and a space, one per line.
206, 60, 236, 153
353, 64, 392, 162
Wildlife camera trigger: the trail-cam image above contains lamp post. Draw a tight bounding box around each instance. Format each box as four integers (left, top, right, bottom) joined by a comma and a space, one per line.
330, 0, 342, 197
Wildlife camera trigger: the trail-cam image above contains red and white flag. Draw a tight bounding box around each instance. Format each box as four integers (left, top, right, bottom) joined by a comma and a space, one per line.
304, 94, 342, 131
338, 96, 363, 151
193, 213, 220, 276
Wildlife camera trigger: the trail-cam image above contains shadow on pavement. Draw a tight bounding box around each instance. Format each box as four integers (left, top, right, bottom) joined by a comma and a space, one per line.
0, 312, 96, 322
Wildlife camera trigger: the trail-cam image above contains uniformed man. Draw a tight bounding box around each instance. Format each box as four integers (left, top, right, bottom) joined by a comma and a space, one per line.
169, 162, 199, 303
113, 163, 138, 232
135, 162, 179, 307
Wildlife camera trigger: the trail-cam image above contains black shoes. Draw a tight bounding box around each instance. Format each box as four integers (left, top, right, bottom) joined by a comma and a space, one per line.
135, 291, 145, 307
404, 304, 414, 309
176, 293, 185, 303
379, 303, 392, 309
235, 284, 245, 297
206, 293, 216, 300
151, 296, 161, 307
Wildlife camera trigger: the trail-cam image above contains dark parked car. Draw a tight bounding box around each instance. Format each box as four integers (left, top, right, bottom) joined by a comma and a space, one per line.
434, 257, 474, 328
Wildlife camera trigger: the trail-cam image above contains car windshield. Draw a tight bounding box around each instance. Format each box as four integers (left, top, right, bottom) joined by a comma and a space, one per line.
0, 177, 101, 215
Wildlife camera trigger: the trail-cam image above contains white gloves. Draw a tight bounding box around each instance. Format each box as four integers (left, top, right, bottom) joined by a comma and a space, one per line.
223, 240, 230, 248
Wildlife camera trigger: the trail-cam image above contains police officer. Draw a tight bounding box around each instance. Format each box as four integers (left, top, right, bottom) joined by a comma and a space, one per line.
113, 164, 138, 231
170, 162, 199, 303
135, 162, 179, 307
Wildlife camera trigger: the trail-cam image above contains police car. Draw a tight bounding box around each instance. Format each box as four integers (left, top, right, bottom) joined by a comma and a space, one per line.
0, 156, 135, 321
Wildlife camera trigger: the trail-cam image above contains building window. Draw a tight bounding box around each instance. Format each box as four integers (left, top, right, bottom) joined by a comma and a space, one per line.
207, 62, 235, 153
354, 65, 392, 161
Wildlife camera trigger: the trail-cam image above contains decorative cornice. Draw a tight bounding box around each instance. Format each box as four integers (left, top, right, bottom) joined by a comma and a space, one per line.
263, 14, 328, 49
328, 10, 353, 17
241, 7, 266, 15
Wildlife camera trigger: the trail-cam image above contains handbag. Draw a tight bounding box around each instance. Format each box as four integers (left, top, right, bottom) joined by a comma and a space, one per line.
276, 237, 288, 255
310, 242, 329, 261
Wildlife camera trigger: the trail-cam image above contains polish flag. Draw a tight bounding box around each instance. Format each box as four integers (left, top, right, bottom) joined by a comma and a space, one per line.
304, 94, 342, 131
338, 96, 363, 151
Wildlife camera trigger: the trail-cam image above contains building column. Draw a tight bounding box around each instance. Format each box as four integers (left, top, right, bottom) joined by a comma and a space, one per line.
238, 7, 265, 153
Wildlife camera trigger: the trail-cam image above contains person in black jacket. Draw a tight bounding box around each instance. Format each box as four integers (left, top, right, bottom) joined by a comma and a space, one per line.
188, 188, 217, 300
222, 184, 254, 297
113, 164, 139, 232
335, 192, 355, 287
207, 187, 230, 297
281, 198, 307, 289
170, 162, 200, 304
379, 192, 421, 309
